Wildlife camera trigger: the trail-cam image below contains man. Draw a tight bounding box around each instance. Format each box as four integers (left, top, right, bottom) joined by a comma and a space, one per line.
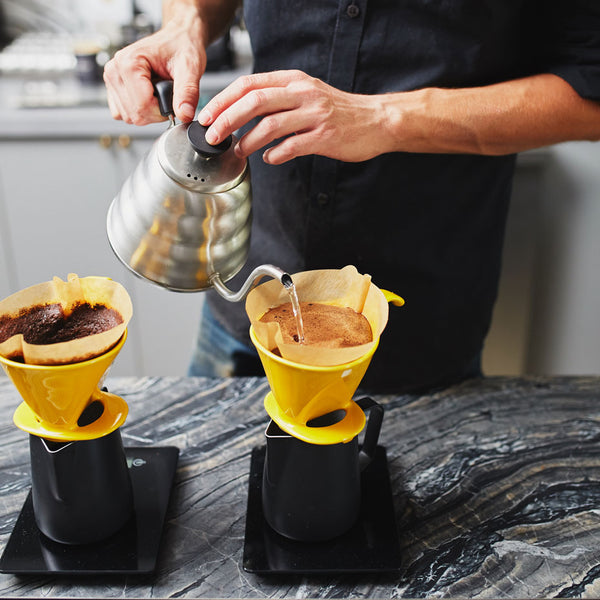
104, 0, 600, 392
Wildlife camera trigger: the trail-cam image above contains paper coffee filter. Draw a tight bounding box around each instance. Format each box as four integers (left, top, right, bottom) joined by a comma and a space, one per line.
0, 273, 132, 365
246, 265, 390, 366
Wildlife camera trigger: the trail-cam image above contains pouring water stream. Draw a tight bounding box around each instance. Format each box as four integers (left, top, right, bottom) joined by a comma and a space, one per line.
284, 278, 305, 344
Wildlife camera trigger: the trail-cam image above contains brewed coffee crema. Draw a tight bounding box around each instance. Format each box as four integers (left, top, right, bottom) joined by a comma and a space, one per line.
0, 302, 123, 346
259, 302, 372, 347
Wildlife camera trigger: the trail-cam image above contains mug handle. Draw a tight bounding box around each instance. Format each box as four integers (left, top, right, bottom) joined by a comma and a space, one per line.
74, 388, 129, 439
380, 289, 405, 307
356, 397, 384, 470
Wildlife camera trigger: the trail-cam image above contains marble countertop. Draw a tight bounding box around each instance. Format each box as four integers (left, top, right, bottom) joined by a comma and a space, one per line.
0, 374, 599, 598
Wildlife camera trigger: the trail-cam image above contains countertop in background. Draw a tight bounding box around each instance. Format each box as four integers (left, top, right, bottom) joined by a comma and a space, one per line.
0, 67, 249, 137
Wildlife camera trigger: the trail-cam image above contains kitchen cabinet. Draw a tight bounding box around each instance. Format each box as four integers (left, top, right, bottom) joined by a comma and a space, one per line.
527, 141, 600, 374
482, 151, 545, 375
0, 118, 204, 376
0, 191, 14, 298
484, 142, 600, 377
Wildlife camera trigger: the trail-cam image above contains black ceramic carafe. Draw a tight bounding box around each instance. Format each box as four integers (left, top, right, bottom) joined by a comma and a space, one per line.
29, 424, 133, 545
262, 397, 384, 542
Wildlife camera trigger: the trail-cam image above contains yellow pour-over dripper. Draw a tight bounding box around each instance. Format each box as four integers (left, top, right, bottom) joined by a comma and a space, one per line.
1, 332, 129, 442
247, 264, 405, 445
251, 327, 378, 444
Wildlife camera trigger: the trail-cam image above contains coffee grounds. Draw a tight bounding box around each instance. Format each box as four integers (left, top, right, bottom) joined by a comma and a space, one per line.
260, 302, 372, 347
0, 302, 123, 345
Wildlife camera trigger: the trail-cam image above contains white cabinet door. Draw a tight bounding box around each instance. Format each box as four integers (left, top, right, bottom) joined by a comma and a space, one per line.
0, 178, 16, 300
1, 139, 123, 285
0, 136, 202, 376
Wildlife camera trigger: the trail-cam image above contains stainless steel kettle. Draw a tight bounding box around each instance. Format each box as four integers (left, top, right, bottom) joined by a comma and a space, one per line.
107, 81, 290, 299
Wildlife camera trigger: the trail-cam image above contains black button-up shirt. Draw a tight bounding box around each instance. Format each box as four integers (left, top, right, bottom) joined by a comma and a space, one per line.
207, 0, 600, 392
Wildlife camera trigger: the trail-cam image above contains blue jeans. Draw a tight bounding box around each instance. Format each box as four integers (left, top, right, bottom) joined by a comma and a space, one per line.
188, 302, 263, 377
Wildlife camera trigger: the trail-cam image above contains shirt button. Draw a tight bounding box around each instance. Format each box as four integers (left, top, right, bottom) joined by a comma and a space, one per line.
346, 3, 360, 18
317, 192, 330, 207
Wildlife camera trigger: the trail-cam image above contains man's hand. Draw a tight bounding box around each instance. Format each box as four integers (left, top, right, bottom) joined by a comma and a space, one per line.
198, 70, 396, 164
103, 6, 206, 125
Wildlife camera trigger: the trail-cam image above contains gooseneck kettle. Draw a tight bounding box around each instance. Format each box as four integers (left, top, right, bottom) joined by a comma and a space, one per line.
107, 81, 290, 299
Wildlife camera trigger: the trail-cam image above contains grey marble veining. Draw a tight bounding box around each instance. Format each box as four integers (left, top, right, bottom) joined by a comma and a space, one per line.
1, 375, 600, 598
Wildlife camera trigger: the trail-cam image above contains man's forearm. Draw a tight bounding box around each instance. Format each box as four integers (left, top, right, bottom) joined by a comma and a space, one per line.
382, 73, 600, 156
162, 0, 241, 48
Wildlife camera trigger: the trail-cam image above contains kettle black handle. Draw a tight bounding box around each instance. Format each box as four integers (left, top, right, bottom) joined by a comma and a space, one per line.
356, 396, 384, 470
153, 79, 174, 117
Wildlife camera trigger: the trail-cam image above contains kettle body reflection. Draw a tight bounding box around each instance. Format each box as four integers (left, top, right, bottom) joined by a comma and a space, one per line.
107, 80, 290, 298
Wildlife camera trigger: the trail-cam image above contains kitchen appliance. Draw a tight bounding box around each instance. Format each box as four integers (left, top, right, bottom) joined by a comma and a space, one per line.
107, 80, 290, 298
246, 268, 405, 446
0, 330, 178, 574
243, 405, 401, 573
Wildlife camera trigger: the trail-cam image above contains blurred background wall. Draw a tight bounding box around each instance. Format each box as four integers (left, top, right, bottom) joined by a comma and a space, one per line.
0, 0, 161, 43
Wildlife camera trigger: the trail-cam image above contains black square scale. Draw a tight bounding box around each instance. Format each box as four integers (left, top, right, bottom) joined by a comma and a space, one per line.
242, 445, 402, 575
0, 446, 178, 575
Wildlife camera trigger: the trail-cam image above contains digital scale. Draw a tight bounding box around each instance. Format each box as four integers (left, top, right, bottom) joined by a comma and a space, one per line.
243, 445, 402, 575
0, 446, 178, 575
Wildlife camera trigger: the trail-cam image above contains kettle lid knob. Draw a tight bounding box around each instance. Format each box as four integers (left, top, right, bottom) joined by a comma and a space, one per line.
187, 121, 232, 157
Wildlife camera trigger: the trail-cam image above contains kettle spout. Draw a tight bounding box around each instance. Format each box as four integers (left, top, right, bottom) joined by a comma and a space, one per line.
209, 265, 292, 303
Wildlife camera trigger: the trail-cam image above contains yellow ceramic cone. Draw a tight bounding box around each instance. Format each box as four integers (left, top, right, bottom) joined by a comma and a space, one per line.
1, 332, 128, 441
251, 327, 376, 444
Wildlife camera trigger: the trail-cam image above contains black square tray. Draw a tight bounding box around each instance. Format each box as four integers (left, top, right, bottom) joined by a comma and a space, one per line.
0, 446, 179, 575
243, 445, 401, 575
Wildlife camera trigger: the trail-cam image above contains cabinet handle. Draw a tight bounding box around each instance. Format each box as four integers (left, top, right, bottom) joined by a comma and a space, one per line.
118, 134, 131, 149
99, 134, 112, 149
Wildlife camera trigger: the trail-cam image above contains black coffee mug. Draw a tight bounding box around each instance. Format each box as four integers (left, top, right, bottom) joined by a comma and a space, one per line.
29, 420, 133, 545
262, 397, 383, 542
